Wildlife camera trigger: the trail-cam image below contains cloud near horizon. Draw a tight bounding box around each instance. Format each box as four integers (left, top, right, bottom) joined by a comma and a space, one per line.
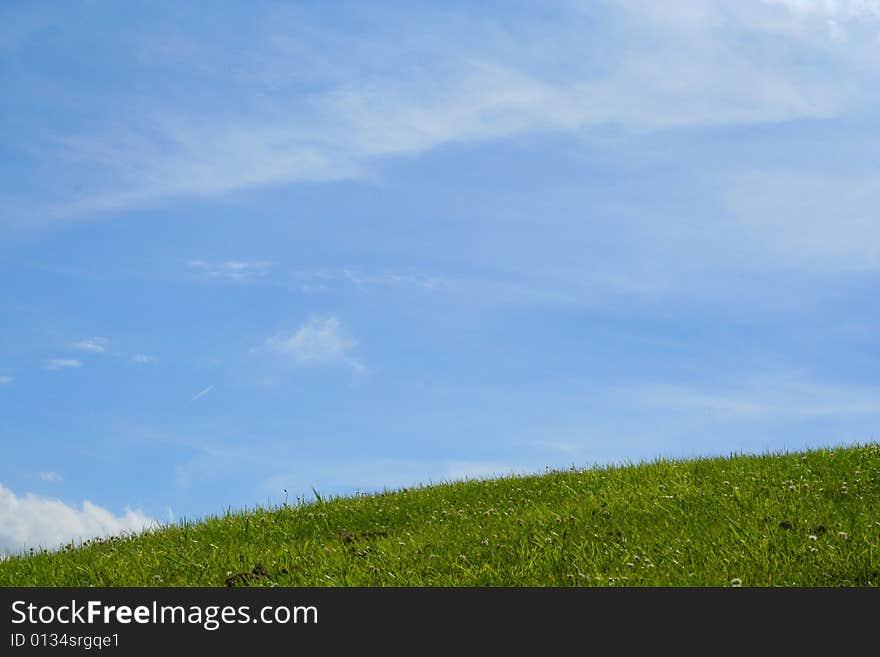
0, 483, 157, 556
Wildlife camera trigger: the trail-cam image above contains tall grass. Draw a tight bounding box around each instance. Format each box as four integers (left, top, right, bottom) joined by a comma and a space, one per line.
2, 444, 878, 586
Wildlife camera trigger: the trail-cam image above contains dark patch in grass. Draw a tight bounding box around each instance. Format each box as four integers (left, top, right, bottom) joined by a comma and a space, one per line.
361, 529, 388, 539
336, 529, 356, 544
225, 563, 270, 587
779, 520, 794, 530
336, 528, 389, 544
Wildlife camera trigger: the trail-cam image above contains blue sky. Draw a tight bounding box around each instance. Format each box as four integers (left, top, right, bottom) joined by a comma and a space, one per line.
2, 0, 880, 555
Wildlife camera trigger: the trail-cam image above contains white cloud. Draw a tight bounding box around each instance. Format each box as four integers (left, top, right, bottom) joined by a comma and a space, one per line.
0, 482, 157, 556
39, 471, 62, 483
132, 354, 154, 364
0, 376, 12, 385
72, 337, 108, 353
720, 170, 880, 271
18, 1, 879, 221
45, 359, 82, 370
290, 268, 447, 294
764, 0, 880, 20
187, 259, 272, 281
630, 372, 880, 421
263, 317, 362, 370
339, 269, 446, 291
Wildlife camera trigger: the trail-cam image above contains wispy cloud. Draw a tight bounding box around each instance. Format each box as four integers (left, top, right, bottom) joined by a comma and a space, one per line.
290, 268, 447, 294
339, 269, 446, 291
0, 376, 12, 385
720, 169, 880, 272
72, 337, 108, 353
11, 1, 879, 222
262, 317, 362, 371
38, 472, 62, 483
189, 385, 214, 403
0, 482, 156, 556
629, 372, 880, 421
44, 359, 82, 371
132, 354, 154, 364
764, 0, 880, 20
187, 260, 272, 281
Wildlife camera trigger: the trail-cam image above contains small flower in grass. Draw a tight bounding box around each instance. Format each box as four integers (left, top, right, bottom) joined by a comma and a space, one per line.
808, 535, 818, 541
838, 531, 849, 540
730, 578, 742, 587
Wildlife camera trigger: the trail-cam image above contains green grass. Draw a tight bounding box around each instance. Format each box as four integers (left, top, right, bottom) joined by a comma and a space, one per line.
2, 444, 879, 586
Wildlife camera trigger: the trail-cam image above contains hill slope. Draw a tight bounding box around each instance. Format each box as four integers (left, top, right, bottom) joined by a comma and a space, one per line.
2, 444, 879, 586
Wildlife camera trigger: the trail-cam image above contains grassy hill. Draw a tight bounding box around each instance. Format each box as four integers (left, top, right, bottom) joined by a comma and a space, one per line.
2, 444, 879, 586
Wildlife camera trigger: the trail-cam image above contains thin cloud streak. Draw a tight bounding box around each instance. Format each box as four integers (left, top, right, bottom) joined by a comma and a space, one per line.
189, 385, 214, 403
72, 337, 108, 353
45, 359, 82, 371
628, 373, 880, 421
187, 260, 272, 281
